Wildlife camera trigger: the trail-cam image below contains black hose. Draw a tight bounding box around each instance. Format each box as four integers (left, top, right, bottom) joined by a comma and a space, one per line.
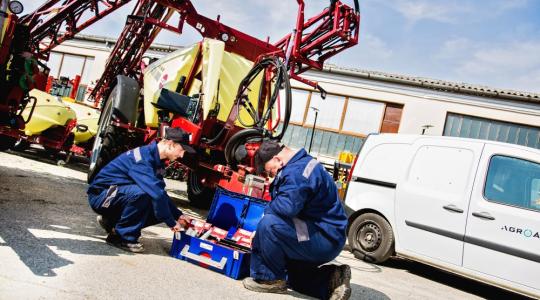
233, 56, 291, 141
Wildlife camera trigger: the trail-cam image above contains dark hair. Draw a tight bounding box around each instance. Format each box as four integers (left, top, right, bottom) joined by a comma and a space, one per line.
254, 140, 284, 174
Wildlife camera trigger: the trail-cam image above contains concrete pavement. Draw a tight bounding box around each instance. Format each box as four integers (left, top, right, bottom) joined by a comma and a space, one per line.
0, 150, 529, 299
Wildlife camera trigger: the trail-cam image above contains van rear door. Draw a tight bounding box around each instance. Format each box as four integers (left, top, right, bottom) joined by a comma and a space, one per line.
395, 138, 483, 266
464, 144, 540, 294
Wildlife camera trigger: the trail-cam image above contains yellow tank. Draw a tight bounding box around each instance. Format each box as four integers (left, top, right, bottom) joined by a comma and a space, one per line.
62, 98, 100, 144
22, 89, 76, 136
143, 39, 264, 128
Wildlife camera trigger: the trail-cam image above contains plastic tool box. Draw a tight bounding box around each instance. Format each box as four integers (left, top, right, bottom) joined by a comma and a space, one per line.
170, 187, 267, 279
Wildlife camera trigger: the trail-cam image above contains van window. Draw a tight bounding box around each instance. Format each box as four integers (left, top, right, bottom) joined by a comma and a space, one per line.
484, 155, 540, 212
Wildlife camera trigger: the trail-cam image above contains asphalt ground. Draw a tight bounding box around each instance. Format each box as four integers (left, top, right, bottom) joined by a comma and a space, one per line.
0, 148, 532, 300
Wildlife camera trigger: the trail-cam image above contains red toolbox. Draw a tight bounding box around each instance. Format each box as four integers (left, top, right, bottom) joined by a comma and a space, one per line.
170, 187, 267, 279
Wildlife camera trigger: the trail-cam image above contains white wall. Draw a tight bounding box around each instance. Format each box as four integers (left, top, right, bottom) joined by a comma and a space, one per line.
300, 70, 540, 136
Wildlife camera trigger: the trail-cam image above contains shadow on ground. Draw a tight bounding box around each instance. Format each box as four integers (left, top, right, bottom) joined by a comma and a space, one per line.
0, 164, 177, 277
382, 257, 534, 299
6, 147, 90, 173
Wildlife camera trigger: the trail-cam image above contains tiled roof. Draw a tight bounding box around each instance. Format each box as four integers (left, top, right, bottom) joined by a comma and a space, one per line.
324, 64, 540, 104
70, 34, 540, 104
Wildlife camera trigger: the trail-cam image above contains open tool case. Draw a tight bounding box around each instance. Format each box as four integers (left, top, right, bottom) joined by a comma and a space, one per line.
170, 187, 267, 279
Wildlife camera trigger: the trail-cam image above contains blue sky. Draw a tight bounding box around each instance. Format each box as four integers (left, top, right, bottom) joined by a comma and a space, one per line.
19, 0, 540, 93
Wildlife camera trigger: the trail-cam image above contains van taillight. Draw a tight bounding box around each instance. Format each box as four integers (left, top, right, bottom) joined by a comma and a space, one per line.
347, 153, 359, 183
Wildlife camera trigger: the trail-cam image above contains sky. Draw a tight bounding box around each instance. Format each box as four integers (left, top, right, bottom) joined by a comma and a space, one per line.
18, 0, 540, 93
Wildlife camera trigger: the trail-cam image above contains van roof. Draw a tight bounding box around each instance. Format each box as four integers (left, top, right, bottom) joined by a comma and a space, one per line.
367, 133, 540, 153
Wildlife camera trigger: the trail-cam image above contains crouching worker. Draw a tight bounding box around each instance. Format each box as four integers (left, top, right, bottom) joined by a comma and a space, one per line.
87, 127, 194, 253
243, 141, 351, 300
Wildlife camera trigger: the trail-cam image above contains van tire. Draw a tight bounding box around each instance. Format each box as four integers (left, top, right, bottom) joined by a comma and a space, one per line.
348, 213, 394, 264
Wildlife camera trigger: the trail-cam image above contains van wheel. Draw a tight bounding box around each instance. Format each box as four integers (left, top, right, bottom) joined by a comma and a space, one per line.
348, 213, 394, 264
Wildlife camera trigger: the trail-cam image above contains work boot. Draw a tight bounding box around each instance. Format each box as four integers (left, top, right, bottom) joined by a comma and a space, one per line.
96, 215, 113, 234
105, 232, 145, 253
243, 277, 287, 294
328, 264, 352, 300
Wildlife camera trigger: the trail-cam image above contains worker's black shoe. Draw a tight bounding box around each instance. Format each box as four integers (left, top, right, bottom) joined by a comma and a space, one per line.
96, 215, 113, 234
105, 232, 145, 253
243, 277, 287, 294
328, 264, 352, 300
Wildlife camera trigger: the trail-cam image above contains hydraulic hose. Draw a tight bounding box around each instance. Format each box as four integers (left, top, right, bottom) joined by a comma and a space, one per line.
234, 56, 291, 141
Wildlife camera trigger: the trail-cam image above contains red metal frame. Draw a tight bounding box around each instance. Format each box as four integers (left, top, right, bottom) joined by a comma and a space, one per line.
21, 0, 132, 60
2, 0, 359, 194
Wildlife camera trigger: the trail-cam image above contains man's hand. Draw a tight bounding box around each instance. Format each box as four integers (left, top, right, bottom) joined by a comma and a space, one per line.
170, 221, 182, 232
170, 215, 190, 232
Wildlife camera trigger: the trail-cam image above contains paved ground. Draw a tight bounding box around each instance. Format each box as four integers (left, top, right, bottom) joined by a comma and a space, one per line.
0, 149, 532, 300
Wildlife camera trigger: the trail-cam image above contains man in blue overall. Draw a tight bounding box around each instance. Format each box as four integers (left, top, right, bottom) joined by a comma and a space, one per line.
87, 127, 194, 253
243, 141, 351, 300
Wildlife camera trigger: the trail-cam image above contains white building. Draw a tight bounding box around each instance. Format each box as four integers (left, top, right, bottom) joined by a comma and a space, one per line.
50, 34, 540, 160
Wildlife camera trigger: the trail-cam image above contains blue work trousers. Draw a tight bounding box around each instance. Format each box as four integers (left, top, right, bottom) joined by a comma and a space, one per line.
89, 184, 175, 242
250, 213, 344, 299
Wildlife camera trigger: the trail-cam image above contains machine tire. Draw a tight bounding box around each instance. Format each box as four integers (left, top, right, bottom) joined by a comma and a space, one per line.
0, 136, 17, 151
88, 90, 120, 183
348, 213, 394, 264
224, 128, 263, 167
187, 171, 215, 209
87, 125, 124, 183
12, 139, 30, 151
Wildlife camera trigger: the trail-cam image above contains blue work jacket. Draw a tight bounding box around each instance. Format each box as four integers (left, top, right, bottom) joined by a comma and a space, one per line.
88, 142, 179, 227
266, 149, 347, 244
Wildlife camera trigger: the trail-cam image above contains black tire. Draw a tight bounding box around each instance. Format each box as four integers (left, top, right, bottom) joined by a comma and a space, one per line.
12, 139, 30, 151
87, 125, 124, 183
224, 128, 263, 166
44, 147, 60, 158
0, 135, 16, 151
348, 213, 394, 264
187, 171, 215, 209
88, 91, 121, 183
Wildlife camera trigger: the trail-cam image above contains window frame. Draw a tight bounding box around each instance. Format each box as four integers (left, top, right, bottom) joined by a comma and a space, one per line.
482, 154, 540, 213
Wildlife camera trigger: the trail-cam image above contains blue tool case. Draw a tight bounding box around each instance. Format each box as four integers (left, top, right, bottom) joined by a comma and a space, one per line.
170, 187, 267, 279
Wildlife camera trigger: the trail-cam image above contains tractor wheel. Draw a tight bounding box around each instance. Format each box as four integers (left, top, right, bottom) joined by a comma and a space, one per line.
12, 139, 30, 151
0, 135, 16, 151
348, 213, 394, 264
88, 91, 121, 183
187, 171, 215, 209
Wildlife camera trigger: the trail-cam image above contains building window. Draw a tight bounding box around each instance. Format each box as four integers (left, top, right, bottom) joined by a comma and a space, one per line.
341, 97, 385, 135
305, 93, 345, 130
277, 87, 403, 159
484, 155, 540, 212
444, 113, 540, 149
280, 89, 310, 124
280, 123, 364, 158
46, 52, 95, 101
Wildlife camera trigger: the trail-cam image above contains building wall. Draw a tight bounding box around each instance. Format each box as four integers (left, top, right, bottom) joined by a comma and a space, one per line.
302, 70, 540, 136
47, 37, 540, 162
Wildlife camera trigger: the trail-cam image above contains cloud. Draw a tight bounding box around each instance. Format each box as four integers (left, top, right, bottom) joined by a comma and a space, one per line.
458, 41, 540, 74
369, 0, 529, 24
361, 33, 393, 59
368, 0, 472, 24
443, 40, 540, 92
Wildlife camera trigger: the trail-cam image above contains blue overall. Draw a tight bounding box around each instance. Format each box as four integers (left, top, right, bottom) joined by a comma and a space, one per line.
250, 149, 347, 299
87, 142, 181, 242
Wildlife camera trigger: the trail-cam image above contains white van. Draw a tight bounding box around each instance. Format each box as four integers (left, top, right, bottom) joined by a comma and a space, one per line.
344, 134, 540, 298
